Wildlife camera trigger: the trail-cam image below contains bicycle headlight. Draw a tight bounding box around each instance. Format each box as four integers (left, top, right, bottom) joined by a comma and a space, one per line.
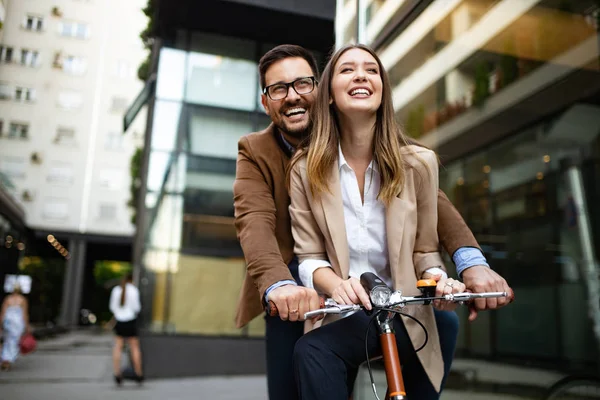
370, 286, 392, 307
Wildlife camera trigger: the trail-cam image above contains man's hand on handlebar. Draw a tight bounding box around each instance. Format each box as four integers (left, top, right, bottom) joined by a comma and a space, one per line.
268, 285, 321, 322
462, 266, 513, 322
421, 272, 466, 312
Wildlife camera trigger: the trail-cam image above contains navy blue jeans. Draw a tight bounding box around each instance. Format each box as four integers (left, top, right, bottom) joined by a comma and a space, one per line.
265, 259, 305, 400
293, 309, 459, 400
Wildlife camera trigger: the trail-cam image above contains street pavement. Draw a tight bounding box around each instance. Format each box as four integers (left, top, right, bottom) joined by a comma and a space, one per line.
0, 330, 562, 400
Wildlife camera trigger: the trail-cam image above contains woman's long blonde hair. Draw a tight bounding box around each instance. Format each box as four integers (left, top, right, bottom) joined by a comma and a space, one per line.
289, 44, 413, 204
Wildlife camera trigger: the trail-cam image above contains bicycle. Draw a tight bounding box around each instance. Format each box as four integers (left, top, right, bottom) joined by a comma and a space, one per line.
268, 272, 510, 399
543, 374, 600, 399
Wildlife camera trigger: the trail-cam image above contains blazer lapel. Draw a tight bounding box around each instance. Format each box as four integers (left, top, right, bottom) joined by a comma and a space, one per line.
320, 164, 350, 279
386, 196, 409, 289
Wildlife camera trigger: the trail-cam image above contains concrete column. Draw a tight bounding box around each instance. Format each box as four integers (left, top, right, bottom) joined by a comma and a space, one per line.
58, 239, 87, 327
58, 239, 76, 326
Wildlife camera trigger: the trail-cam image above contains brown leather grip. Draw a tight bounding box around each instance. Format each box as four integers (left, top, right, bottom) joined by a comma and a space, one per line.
266, 296, 326, 317
380, 332, 406, 397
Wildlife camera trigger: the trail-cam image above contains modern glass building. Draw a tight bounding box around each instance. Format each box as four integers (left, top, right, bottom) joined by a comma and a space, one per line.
338, 0, 600, 370
128, 0, 335, 377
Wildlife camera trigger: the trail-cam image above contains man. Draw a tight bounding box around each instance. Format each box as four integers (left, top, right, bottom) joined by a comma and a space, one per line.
233, 44, 511, 400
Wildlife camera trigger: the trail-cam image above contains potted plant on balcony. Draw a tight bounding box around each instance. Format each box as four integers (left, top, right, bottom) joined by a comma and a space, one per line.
405, 104, 425, 139
52, 51, 64, 69
473, 61, 491, 107
51, 7, 63, 17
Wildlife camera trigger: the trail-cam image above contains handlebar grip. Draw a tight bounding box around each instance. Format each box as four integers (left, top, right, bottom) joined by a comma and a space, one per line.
266, 296, 326, 317
360, 272, 390, 293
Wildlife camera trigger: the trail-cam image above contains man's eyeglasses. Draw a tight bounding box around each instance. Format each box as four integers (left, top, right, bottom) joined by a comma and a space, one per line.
263, 76, 317, 100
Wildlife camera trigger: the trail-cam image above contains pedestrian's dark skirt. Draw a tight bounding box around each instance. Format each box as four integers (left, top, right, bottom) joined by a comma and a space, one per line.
114, 319, 138, 338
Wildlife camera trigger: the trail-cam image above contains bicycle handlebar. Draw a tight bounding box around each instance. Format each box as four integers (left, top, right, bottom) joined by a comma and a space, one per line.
266, 290, 509, 320
303, 291, 508, 319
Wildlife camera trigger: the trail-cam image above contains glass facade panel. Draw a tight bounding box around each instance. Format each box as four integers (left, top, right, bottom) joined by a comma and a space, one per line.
146, 151, 170, 193
150, 100, 183, 151
188, 107, 253, 158
156, 48, 186, 101
185, 53, 258, 111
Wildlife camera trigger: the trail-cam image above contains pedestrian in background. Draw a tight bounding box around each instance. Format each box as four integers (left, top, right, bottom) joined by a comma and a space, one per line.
109, 272, 143, 385
0, 283, 30, 371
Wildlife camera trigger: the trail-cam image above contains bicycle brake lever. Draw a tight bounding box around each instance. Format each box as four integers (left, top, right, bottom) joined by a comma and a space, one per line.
304, 304, 362, 320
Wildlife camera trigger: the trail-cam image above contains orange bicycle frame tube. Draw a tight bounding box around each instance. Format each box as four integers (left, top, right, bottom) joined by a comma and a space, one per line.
381, 332, 406, 398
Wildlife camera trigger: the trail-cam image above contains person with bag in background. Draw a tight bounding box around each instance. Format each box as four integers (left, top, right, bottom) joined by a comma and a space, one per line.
109, 272, 143, 385
0, 283, 31, 371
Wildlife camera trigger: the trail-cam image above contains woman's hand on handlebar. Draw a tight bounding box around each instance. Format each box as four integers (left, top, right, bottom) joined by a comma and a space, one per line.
421, 272, 466, 311
331, 277, 372, 311
312, 269, 371, 310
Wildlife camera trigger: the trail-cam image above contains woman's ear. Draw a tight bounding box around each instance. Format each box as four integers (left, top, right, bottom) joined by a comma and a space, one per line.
329, 98, 333, 105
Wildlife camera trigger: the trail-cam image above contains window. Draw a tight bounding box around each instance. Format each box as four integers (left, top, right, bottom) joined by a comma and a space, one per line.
57, 90, 83, 110
23, 15, 44, 32
58, 21, 90, 39
0, 82, 11, 100
47, 162, 74, 185
113, 60, 135, 79
0, 46, 14, 63
54, 127, 76, 145
20, 49, 40, 67
98, 203, 117, 220
42, 199, 69, 220
0, 157, 26, 178
99, 168, 123, 190
14, 87, 35, 103
110, 96, 128, 112
62, 55, 87, 75
104, 132, 124, 150
8, 123, 29, 139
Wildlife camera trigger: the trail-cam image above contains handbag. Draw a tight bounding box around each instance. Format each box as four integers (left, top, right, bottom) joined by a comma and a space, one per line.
19, 333, 37, 355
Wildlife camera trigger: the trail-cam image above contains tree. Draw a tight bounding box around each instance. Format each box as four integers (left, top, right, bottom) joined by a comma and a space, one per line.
128, 147, 143, 225
137, 0, 157, 82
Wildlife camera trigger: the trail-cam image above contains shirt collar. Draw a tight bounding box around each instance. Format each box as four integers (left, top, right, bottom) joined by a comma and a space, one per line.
279, 131, 296, 154
338, 145, 378, 173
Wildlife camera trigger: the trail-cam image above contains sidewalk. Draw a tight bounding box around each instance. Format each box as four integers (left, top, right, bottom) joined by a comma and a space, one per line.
0, 330, 562, 400
0, 330, 269, 400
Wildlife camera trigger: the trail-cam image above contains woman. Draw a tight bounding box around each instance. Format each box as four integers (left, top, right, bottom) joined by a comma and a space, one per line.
109, 272, 143, 385
0, 283, 30, 371
288, 44, 465, 400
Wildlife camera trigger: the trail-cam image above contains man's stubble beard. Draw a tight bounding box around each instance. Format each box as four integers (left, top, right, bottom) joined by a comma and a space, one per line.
277, 118, 312, 141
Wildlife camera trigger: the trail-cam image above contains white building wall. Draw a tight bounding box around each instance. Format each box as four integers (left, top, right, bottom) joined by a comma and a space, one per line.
0, 0, 147, 236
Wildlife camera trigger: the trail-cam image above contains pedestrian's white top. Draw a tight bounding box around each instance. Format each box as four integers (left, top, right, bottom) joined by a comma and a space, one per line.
109, 283, 141, 322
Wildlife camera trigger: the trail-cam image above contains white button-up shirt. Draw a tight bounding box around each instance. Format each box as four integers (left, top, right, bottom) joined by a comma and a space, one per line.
109, 283, 141, 322
299, 147, 446, 290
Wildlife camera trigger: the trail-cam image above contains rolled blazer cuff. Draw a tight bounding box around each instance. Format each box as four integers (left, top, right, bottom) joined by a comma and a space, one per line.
414, 252, 445, 277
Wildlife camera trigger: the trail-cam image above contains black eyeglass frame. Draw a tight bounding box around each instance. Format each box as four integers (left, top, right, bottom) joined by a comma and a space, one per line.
263, 76, 318, 100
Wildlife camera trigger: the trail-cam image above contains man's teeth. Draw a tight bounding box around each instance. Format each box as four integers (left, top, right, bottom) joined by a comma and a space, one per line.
285, 108, 306, 116
351, 89, 370, 96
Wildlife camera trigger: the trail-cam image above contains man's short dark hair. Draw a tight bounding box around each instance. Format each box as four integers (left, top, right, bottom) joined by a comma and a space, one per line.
258, 44, 320, 89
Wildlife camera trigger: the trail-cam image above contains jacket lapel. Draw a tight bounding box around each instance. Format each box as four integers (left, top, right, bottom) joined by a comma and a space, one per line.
386, 196, 409, 289
320, 164, 350, 279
